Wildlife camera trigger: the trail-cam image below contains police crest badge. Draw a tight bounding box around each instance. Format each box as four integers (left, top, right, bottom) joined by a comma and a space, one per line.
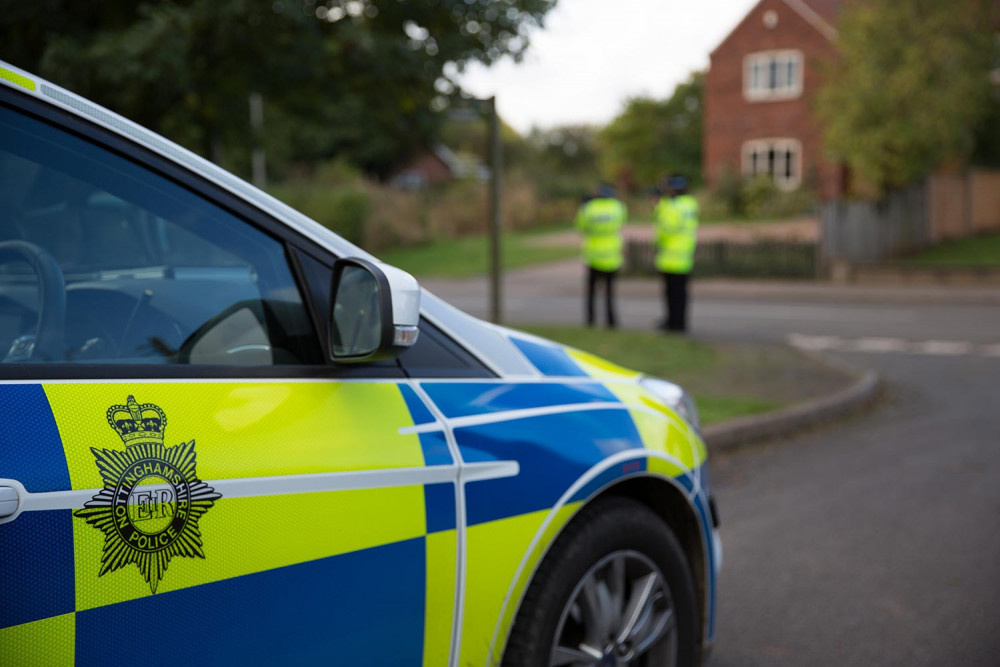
74, 395, 221, 593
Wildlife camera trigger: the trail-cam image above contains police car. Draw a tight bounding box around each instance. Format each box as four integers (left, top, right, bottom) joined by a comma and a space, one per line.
0, 61, 720, 667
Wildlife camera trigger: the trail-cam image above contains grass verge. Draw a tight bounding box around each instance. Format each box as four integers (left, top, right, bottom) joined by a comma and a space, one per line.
519, 326, 844, 426
377, 232, 578, 278
902, 232, 1000, 268
695, 396, 784, 426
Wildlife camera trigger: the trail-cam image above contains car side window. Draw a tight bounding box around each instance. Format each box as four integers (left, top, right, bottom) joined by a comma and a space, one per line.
401, 321, 495, 378
0, 104, 321, 366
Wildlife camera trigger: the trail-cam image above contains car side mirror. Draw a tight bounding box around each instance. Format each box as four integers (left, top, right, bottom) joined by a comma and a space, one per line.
329, 257, 420, 363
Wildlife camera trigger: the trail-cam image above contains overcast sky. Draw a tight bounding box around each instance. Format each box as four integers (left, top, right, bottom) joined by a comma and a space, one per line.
458, 0, 759, 133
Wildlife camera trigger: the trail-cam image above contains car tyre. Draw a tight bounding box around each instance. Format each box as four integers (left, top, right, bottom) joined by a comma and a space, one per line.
502, 496, 700, 667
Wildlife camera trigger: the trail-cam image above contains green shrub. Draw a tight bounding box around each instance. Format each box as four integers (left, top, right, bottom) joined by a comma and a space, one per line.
314, 158, 364, 186
533, 172, 596, 200
696, 189, 732, 222
269, 166, 605, 252
268, 182, 371, 245
714, 167, 745, 217
741, 175, 778, 218
533, 198, 578, 228
697, 171, 816, 221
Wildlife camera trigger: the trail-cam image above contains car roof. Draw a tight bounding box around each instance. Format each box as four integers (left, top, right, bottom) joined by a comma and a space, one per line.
0, 61, 540, 378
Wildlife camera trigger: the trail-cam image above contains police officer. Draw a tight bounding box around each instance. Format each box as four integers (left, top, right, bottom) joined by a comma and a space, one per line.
654, 176, 698, 332
576, 184, 627, 328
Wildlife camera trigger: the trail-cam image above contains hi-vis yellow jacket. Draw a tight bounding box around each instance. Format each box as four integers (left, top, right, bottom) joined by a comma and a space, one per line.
575, 197, 627, 272
654, 194, 699, 274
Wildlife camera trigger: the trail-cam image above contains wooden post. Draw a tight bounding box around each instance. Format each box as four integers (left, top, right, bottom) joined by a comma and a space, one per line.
487, 96, 502, 324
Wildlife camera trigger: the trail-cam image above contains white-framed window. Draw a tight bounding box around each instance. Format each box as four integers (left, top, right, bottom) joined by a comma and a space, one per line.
743, 50, 803, 101
742, 138, 802, 190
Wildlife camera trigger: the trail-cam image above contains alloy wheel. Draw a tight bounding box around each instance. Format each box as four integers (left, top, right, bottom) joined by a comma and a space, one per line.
549, 549, 677, 667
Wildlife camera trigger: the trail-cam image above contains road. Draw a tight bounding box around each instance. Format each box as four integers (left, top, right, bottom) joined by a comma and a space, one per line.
710, 350, 1000, 666
422, 261, 1000, 347
425, 264, 1000, 665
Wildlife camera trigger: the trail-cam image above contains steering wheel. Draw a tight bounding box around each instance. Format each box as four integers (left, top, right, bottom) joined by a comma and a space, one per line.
0, 241, 66, 362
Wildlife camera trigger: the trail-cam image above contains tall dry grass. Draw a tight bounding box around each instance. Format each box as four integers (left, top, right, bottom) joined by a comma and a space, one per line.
270, 165, 580, 252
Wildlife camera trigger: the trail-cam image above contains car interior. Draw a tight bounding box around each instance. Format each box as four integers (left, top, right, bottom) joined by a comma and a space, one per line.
0, 111, 316, 366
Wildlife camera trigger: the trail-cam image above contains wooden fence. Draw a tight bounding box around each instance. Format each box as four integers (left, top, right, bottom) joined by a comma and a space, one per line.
821, 168, 1000, 263
820, 186, 928, 263
624, 239, 818, 278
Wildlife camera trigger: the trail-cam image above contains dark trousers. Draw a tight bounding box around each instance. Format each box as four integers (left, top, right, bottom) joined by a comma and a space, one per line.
586, 267, 617, 328
662, 272, 690, 332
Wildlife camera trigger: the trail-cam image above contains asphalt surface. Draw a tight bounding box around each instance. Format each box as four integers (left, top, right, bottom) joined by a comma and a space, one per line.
426, 265, 1000, 666
710, 351, 1000, 666
425, 276, 1000, 347
423, 257, 1000, 338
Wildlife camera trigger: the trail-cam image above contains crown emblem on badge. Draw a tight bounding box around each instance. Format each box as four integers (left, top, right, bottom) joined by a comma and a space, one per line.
106, 395, 166, 446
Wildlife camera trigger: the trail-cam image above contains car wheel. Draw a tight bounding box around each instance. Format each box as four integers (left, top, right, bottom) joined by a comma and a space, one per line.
502, 496, 700, 667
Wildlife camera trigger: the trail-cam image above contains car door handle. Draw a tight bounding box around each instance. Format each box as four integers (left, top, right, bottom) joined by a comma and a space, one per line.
0, 485, 18, 519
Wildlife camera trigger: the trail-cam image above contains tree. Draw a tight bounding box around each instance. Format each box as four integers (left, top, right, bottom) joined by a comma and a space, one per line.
440, 113, 525, 168
971, 96, 1000, 168
816, 0, 995, 192
527, 125, 600, 173
0, 0, 557, 178
597, 72, 703, 191
518, 124, 602, 198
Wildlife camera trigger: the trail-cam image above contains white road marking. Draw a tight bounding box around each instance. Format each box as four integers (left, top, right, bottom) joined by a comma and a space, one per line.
912, 340, 975, 356
788, 334, 999, 358
845, 337, 912, 353
788, 333, 844, 351
695, 303, 919, 324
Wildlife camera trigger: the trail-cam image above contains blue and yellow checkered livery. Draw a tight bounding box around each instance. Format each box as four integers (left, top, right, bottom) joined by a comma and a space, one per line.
0, 333, 717, 666
1, 381, 456, 666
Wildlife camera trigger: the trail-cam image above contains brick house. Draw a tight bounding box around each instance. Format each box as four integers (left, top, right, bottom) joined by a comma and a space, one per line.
391, 144, 490, 189
704, 0, 846, 199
